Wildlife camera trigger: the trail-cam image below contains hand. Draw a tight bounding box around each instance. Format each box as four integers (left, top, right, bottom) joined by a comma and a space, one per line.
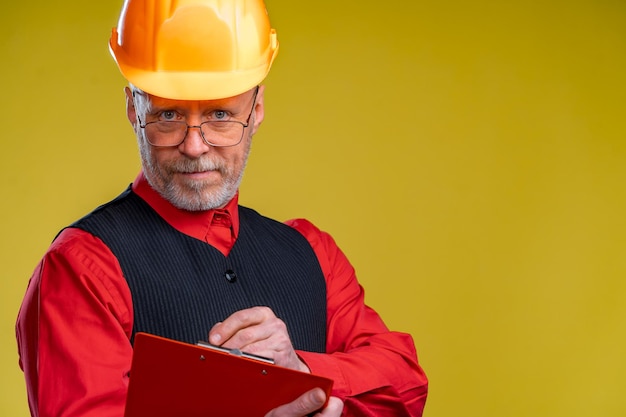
264, 388, 344, 417
208, 306, 308, 372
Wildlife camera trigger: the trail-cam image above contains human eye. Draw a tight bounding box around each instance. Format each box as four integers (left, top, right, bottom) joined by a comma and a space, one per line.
158, 110, 180, 122
210, 110, 230, 121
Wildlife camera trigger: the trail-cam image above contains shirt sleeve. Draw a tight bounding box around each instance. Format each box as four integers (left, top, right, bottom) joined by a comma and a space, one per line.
286, 218, 428, 417
16, 228, 133, 417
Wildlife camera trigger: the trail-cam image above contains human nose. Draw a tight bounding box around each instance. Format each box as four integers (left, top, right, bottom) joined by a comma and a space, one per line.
178, 124, 211, 158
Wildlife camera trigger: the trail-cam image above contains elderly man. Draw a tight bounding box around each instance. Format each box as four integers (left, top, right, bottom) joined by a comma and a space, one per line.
16, 1, 428, 416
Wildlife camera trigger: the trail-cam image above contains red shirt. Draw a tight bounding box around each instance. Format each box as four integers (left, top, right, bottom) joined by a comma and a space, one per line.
16, 172, 428, 417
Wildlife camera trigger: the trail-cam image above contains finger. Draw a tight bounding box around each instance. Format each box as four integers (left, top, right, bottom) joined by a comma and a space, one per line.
264, 388, 326, 417
209, 306, 273, 345
316, 397, 344, 417
226, 317, 290, 353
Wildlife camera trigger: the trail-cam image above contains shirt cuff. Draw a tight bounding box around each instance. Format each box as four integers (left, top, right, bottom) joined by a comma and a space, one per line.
296, 350, 349, 398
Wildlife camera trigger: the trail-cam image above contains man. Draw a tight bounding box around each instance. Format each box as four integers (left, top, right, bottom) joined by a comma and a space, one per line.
16, 1, 428, 416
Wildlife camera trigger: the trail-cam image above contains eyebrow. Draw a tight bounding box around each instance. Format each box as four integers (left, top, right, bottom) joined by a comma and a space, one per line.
149, 100, 244, 114
146, 105, 186, 114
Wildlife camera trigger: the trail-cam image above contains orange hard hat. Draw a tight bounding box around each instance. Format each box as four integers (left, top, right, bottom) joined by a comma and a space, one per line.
109, 0, 279, 100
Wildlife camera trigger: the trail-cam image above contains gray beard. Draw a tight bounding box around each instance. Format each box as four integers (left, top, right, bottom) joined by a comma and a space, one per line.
139, 141, 249, 212
158, 169, 243, 211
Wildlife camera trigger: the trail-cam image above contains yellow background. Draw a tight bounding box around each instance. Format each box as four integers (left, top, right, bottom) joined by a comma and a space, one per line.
2, 0, 625, 416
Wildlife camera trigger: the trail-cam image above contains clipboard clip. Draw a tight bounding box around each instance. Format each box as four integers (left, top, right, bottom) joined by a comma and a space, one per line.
196, 341, 275, 365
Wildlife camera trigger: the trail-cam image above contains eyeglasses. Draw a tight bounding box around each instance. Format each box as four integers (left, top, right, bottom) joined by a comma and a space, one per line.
136, 86, 259, 148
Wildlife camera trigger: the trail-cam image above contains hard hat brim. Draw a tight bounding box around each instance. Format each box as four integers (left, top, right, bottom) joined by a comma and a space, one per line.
109, 37, 278, 100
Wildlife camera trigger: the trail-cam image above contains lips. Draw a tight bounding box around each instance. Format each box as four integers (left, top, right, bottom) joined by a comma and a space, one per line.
181, 169, 216, 175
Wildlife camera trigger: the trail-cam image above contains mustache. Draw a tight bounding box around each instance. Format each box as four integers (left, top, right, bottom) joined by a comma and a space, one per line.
166, 158, 227, 174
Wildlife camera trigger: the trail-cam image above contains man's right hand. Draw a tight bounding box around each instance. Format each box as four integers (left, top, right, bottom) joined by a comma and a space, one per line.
264, 388, 344, 417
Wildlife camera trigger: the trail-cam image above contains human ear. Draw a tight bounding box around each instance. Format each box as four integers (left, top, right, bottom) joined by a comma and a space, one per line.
124, 86, 137, 127
251, 85, 265, 135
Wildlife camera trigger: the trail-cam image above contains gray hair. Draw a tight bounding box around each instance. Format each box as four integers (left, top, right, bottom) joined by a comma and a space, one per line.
129, 83, 152, 120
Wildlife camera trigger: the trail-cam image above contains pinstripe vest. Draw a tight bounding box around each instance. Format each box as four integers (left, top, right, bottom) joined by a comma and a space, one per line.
70, 187, 327, 352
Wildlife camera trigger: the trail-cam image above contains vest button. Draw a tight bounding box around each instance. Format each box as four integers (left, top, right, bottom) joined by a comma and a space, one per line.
224, 269, 237, 283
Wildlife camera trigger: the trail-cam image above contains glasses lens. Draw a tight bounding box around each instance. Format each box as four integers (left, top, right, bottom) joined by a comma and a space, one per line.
200, 121, 244, 146
145, 121, 187, 146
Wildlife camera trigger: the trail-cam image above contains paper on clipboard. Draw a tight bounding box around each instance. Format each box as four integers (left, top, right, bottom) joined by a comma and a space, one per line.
124, 332, 334, 417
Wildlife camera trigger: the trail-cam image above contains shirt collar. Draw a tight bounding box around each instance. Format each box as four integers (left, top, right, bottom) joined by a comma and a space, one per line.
131, 171, 240, 243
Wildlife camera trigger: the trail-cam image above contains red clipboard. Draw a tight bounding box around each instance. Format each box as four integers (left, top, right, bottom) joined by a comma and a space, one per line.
124, 332, 334, 417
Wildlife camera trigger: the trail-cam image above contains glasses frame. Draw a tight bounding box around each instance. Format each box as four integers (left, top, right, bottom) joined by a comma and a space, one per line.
134, 86, 259, 148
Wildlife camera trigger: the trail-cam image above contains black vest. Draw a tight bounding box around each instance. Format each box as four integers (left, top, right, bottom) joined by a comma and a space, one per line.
69, 188, 327, 353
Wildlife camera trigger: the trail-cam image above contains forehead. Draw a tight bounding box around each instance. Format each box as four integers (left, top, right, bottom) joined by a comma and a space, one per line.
146, 90, 249, 110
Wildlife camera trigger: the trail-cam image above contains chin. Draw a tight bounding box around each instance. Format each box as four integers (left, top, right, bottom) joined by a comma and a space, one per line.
168, 186, 234, 212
